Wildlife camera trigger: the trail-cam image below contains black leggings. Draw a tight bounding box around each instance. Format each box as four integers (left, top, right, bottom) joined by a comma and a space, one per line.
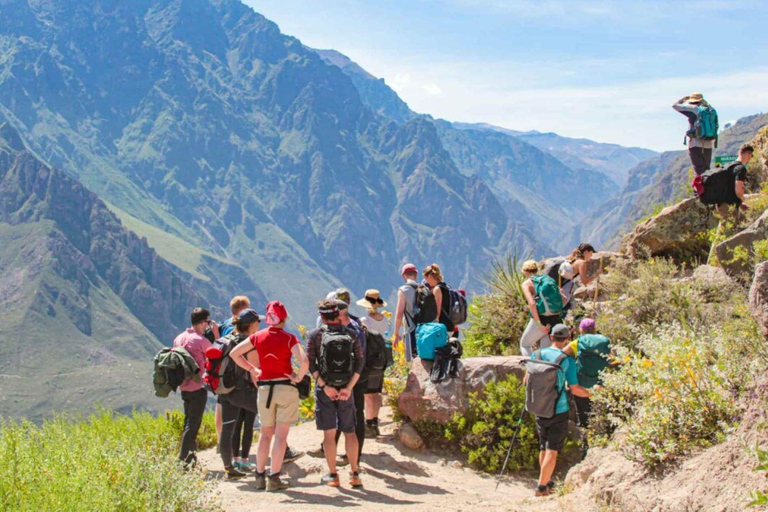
218, 386, 258, 468
179, 388, 208, 464
232, 408, 257, 459
334, 384, 365, 460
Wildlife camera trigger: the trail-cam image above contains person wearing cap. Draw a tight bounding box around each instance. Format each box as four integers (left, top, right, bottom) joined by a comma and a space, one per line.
215, 308, 262, 479
519, 260, 563, 357
357, 290, 390, 438
394, 263, 420, 361
529, 324, 591, 497
673, 92, 716, 175
569, 243, 603, 287
230, 301, 309, 492
306, 299, 365, 488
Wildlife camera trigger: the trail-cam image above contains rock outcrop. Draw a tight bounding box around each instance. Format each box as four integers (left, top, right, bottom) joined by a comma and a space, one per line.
715, 209, 768, 276
398, 356, 525, 424
750, 261, 768, 338
621, 198, 718, 260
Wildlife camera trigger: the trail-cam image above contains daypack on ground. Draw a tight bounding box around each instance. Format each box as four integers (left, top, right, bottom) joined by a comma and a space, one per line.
202, 333, 243, 396
531, 275, 563, 317
319, 327, 356, 387
364, 328, 389, 371
415, 322, 448, 360
153, 346, 200, 398
576, 334, 611, 388
699, 163, 739, 205
446, 286, 468, 326
695, 105, 719, 140
430, 337, 463, 383
412, 284, 437, 324
525, 350, 567, 419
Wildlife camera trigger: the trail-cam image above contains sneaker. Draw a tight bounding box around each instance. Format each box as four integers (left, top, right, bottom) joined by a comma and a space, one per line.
337, 454, 349, 467
225, 466, 247, 479
321, 472, 340, 487
534, 485, 551, 497
364, 423, 378, 439
350, 471, 363, 488
284, 446, 305, 463
546, 480, 556, 490
266, 472, 290, 492
254, 471, 266, 491
237, 460, 256, 472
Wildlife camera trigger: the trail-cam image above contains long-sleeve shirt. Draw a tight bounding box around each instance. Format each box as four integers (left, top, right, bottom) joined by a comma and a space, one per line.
172, 328, 212, 392
306, 324, 365, 380
673, 101, 716, 149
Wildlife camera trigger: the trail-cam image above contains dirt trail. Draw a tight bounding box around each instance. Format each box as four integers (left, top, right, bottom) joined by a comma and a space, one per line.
198, 407, 578, 511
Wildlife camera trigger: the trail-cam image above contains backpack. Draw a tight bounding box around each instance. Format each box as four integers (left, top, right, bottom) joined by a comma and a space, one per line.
446, 287, 468, 326
318, 327, 356, 387
699, 163, 738, 205
412, 284, 437, 325
531, 275, 563, 317
202, 333, 242, 396
576, 334, 611, 388
430, 337, 463, 383
525, 350, 567, 419
543, 258, 575, 287
364, 328, 389, 371
415, 322, 448, 361
695, 105, 719, 140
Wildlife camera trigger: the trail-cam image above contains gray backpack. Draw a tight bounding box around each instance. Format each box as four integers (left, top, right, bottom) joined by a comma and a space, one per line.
525, 350, 567, 419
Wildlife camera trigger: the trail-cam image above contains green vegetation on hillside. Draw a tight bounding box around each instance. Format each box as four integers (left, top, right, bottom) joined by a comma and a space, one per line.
0, 410, 216, 511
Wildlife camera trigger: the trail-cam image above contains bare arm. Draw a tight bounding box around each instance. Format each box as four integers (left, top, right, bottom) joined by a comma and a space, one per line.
394, 289, 406, 344
288, 343, 309, 382
577, 260, 600, 285
736, 180, 745, 201
563, 344, 575, 357
569, 383, 591, 398
522, 279, 542, 325
230, 339, 261, 382
433, 286, 442, 323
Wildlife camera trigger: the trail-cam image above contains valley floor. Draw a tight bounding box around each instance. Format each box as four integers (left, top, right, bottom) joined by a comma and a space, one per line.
198, 407, 587, 511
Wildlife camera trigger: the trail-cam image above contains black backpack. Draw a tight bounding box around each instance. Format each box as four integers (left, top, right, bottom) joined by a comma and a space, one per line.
412, 284, 437, 325
364, 328, 389, 371
318, 327, 356, 387
700, 163, 738, 205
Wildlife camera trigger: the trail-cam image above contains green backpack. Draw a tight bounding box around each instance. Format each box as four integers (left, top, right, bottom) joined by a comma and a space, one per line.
576, 334, 611, 388
531, 275, 563, 317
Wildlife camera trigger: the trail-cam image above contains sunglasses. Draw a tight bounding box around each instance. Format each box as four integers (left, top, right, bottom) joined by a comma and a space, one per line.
365, 295, 384, 305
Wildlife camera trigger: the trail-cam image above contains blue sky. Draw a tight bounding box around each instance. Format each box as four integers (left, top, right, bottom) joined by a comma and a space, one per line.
247, 0, 768, 151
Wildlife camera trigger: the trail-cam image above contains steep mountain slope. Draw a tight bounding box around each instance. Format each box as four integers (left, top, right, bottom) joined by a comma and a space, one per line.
0, 122, 231, 419
583, 113, 768, 249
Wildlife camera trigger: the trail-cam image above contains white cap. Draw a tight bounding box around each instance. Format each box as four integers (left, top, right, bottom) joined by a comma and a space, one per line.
559, 261, 575, 280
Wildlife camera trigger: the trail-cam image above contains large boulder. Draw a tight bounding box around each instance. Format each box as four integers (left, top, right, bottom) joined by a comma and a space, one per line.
715, 210, 768, 276
621, 198, 718, 261
750, 261, 768, 338
398, 356, 526, 424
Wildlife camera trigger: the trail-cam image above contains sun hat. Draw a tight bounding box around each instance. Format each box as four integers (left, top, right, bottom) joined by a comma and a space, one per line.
265, 300, 288, 326
688, 92, 704, 104
401, 263, 418, 275
356, 289, 387, 309
579, 318, 596, 331
522, 260, 539, 273
551, 324, 571, 340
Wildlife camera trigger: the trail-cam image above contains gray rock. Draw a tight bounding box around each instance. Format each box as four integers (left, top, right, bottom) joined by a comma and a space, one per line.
692, 265, 732, 287
398, 423, 426, 451
750, 262, 768, 338
715, 210, 768, 276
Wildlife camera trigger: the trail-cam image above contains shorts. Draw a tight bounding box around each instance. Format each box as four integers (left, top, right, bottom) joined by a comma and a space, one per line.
257, 383, 299, 427
536, 412, 569, 452
365, 369, 385, 394
315, 385, 356, 433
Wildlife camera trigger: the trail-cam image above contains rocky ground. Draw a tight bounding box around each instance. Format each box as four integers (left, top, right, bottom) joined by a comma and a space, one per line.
198, 406, 586, 512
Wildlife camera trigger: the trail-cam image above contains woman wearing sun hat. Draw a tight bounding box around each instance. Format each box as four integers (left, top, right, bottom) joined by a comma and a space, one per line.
673, 91, 717, 175
356, 290, 390, 438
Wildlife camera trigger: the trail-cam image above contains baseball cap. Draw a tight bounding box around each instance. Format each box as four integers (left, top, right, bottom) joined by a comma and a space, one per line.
551, 324, 571, 340
265, 301, 288, 326
335, 288, 351, 305
579, 318, 596, 331
335, 299, 349, 311
318, 301, 339, 316
237, 308, 261, 324
401, 263, 418, 275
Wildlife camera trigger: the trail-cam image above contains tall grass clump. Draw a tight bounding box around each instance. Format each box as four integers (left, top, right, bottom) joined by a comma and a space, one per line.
0, 410, 217, 511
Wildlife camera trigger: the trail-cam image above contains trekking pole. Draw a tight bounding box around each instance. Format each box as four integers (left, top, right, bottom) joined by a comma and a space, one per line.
495, 406, 526, 491
592, 255, 603, 314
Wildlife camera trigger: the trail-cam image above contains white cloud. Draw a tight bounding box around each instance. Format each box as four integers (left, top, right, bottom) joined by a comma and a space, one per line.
388, 73, 412, 92
422, 83, 443, 96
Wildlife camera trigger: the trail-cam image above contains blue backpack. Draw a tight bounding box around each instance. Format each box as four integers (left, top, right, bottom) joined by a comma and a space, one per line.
695, 105, 719, 140
415, 322, 448, 361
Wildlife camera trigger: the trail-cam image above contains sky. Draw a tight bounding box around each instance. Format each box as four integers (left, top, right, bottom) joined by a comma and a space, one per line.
247, 0, 768, 151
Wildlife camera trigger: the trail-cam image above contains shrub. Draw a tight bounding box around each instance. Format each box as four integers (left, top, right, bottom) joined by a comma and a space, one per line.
463, 254, 530, 356
385, 337, 410, 423
445, 374, 540, 472
750, 445, 768, 507
0, 410, 216, 511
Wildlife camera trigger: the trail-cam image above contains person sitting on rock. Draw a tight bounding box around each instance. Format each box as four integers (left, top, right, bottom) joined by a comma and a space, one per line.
570, 243, 603, 287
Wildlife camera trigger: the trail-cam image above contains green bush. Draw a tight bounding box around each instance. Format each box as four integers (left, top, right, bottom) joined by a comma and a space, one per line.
445, 374, 540, 472
750, 445, 768, 507
0, 410, 216, 511
463, 255, 530, 357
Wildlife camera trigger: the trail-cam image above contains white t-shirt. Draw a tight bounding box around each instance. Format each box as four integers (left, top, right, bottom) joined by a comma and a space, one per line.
361, 315, 390, 336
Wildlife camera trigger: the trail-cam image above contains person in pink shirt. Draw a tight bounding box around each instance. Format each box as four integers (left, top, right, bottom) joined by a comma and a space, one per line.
173, 307, 217, 465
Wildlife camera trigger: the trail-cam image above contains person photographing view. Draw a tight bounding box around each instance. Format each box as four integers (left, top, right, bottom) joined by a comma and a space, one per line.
673, 92, 719, 176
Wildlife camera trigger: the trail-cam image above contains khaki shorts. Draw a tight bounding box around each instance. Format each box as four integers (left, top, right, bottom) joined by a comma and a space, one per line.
258, 383, 299, 427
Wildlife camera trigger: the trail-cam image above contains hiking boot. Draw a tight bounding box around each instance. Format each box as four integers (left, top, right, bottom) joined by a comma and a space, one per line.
284, 446, 305, 463
350, 471, 363, 488
225, 466, 247, 479
254, 471, 266, 491
364, 422, 378, 439
266, 472, 290, 492
546, 480, 556, 491
321, 472, 340, 487
337, 454, 349, 467
534, 485, 552, 497
307, 445, 325, 458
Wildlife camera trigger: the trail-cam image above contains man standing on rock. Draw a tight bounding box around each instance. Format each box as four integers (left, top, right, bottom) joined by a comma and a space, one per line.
394, 263, 420, 361
673, 92, 718, 175
527, 324, 590, 497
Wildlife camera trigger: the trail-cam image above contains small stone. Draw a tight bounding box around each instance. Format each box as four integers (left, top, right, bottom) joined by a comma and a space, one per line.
399, 423, 426, 451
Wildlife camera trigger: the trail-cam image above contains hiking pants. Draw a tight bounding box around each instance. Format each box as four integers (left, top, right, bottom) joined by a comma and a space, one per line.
689, 147, 713, 176
232, 408, 257, 459
334, 384, 366, 460
179, 388, 208, 464
218, 386, 259, 468
574, 395, 592, 459
519, 315, 561, 357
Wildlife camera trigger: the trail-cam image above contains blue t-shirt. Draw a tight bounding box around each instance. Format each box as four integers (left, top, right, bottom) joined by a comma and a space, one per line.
219, 318, 235, 338
532, 347, 578, 415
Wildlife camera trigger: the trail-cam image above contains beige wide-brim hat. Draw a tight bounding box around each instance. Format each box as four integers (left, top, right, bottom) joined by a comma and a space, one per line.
688, 92, 704, 104
356, 289, 387, 309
